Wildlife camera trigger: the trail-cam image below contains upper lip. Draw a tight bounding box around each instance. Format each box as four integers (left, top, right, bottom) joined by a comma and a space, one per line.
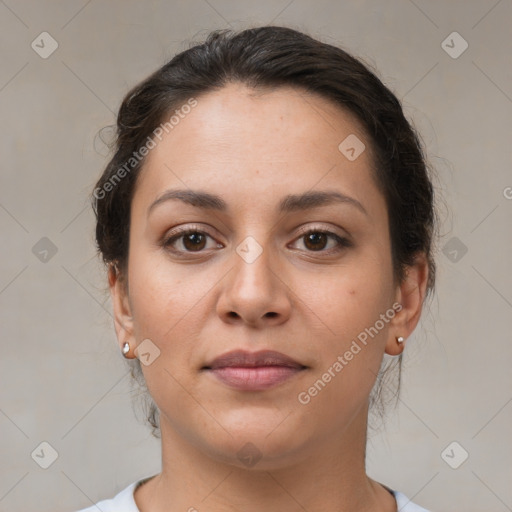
203, 350, 305, 370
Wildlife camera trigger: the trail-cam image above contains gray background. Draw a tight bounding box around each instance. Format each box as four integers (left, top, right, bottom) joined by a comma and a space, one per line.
1, 1, 511, 511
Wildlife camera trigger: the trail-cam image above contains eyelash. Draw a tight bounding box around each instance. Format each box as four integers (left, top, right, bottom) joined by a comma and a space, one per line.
161, 224, 352, 257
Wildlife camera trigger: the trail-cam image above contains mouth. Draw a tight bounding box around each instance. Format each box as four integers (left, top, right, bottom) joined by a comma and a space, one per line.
202, 350, 308, 391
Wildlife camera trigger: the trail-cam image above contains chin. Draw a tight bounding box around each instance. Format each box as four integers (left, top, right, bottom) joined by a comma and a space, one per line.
199, 411, 315, 471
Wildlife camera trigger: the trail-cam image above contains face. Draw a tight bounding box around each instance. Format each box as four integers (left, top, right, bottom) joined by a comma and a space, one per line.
111, 83, 418, 469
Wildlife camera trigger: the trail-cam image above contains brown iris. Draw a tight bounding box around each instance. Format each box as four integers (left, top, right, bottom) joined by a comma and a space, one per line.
182, 232, 207, 251
303, 232, 328, 251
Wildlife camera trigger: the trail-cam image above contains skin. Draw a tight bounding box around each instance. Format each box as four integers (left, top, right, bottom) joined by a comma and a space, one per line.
109, 82, 429, 512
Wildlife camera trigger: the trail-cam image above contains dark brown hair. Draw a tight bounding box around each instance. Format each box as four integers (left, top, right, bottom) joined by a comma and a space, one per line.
92, 25, 439, 438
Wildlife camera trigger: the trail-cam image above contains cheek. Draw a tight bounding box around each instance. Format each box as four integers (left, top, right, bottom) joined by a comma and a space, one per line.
127, 245, 201, 334
293, 274, 392, 427
294, 253, 394, 393
126, 262, 208, 427
300, 257, 392, 339
126, 251, 222, 386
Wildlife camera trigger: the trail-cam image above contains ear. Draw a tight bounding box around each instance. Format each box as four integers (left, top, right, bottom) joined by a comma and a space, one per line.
108, 263, 136, 358
385, 252, 429, 356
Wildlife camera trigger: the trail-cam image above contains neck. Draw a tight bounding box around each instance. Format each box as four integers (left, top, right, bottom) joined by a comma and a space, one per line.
134, 407, 396, 512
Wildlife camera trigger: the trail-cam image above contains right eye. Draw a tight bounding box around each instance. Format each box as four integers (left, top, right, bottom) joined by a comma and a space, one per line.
162, 228, 223, 254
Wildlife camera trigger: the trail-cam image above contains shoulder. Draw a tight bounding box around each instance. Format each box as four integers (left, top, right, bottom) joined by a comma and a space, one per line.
392, 490, 431, 511
74, 480, 141, 512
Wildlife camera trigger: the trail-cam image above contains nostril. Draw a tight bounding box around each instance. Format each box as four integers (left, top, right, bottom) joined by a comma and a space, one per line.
265, 312, 277, 318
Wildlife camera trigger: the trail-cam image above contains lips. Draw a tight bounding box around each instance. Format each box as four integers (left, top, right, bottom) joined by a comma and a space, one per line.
202, 350, 307, 391
204, 350, 305, 370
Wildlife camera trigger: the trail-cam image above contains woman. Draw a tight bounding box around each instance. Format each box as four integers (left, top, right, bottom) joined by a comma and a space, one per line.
79, 25, 437, 511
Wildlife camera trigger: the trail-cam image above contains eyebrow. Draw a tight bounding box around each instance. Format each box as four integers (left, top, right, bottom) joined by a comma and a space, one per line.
147, 189, 368, 217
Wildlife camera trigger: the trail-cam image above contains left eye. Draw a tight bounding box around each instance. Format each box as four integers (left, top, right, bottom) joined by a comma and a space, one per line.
290, 229, 351, 253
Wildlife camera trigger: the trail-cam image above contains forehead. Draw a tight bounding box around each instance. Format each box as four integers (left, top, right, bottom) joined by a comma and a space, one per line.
156, 82, 368, 160
132, 82, 384, 220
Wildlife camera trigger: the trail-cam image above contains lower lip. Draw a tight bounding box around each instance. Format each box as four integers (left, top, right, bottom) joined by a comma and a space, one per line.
207, 366, 303, 391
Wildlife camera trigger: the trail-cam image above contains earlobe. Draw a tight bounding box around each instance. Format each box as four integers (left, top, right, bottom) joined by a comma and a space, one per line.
385, 335, 406, 356
385, 252, 429, 356
108, 262, 136, 356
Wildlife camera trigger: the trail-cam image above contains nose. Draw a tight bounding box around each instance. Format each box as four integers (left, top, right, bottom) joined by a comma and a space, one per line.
216, 241, 292, 328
